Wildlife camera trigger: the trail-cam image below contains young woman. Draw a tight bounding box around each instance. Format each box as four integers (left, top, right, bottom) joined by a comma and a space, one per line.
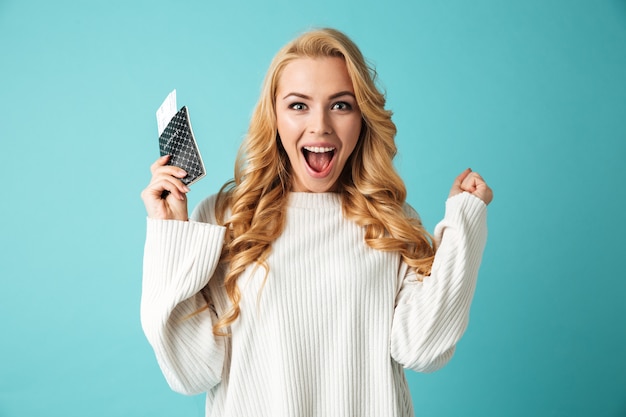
141, 28, 492, 417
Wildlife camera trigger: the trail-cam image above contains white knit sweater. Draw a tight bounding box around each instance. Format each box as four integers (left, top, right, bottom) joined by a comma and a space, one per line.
141, 191, 487, 417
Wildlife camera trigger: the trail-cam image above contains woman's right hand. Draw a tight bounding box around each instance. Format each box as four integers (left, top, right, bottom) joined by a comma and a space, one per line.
141, 155, 190, 221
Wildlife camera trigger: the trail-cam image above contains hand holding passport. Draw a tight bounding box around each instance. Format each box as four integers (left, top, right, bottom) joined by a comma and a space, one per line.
156, 90, 206, 187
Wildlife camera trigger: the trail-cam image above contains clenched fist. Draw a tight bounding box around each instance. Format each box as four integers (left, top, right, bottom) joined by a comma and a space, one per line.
449, 168, 493, 205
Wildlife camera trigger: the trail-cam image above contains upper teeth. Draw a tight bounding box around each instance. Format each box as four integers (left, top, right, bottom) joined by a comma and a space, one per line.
304, 146, 335, 153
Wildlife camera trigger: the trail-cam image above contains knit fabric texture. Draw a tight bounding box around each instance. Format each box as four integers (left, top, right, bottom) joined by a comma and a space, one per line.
141, 191, 488, 417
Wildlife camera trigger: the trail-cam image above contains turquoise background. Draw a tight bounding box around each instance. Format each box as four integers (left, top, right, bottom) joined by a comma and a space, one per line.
1, 0, 625, 415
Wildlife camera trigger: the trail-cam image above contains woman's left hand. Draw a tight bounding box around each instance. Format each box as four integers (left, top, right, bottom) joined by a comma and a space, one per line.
449, 168, 493, 205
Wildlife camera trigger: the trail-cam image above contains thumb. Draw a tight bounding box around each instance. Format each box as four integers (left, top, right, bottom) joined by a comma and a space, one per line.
449, 168, 472, 198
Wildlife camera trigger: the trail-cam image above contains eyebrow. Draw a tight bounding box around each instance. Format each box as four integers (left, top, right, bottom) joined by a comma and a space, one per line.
281, 91, 356, 100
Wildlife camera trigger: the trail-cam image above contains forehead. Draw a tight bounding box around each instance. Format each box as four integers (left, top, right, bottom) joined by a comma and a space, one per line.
277, 56, 354, 95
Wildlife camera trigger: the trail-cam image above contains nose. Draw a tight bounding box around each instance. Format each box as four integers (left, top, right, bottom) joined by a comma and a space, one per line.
309, 107, 333, 135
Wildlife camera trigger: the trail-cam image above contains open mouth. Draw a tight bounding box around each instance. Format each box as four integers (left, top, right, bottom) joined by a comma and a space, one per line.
302, 146, 336, 173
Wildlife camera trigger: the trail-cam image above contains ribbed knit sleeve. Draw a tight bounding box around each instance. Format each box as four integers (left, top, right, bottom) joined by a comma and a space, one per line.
390, 192, 488, 373
140, 216, 227, 395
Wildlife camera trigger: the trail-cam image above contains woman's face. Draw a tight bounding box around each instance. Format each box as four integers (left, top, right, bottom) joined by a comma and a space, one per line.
276, 56, 362, 193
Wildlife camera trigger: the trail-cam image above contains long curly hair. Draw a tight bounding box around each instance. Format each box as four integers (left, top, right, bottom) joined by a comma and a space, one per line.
212, 28, 435, 336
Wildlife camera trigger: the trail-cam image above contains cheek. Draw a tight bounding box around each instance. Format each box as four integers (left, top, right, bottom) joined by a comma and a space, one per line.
276, 111, 300, 138
344, 117, 363, 151
276, 123, 299, 161
275, 111, 285, 137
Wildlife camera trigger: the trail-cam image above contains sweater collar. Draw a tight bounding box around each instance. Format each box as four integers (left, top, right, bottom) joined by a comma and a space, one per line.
287, 192, 342, 209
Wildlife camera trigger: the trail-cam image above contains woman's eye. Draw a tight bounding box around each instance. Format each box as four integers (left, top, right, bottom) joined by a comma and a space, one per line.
289, 103, 307, 111
332, 102, 352, 111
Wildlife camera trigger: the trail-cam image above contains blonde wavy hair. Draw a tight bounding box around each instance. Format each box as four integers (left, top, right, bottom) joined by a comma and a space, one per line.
211, 28, 435, 336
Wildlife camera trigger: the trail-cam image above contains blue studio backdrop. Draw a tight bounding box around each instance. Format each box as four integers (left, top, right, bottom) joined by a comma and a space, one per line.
1, 0, 625, 416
